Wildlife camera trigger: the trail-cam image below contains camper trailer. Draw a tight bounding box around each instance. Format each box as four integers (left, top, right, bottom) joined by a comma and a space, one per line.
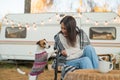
0, 12, 120, 61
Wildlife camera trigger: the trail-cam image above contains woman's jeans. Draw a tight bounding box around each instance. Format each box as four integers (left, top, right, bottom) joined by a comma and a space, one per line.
65, 45, 99, 69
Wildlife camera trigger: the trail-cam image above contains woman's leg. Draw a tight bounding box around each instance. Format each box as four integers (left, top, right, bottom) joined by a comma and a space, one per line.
82, 45, 99, 69
65, 57, 93, 69
61, 57, 93, 80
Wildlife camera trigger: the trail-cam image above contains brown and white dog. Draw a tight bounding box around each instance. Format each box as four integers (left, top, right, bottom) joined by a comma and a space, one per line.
36, 39, 57, 59
17, 39, 57, 80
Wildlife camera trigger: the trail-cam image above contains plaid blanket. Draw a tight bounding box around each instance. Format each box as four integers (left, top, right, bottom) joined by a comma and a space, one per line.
30, 51, 48, 76
61, 65, 77, 80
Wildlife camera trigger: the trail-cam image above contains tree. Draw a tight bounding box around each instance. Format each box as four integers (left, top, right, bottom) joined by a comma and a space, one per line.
24, 0, 31, 13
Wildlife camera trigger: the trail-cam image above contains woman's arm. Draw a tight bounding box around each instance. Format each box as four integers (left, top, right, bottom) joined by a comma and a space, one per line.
61, 48, 83, 60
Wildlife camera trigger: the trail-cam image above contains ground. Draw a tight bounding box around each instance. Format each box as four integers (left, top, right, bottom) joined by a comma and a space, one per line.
0, 62, 61, 80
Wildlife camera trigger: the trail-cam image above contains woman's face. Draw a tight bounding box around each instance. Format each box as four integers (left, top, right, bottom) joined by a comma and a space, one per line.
61, 22, 67, 36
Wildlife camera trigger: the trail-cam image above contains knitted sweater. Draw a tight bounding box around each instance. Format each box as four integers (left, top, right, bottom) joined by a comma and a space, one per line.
59, 33, 83, 60
30, 51, 48, 76
53, 27, 90, 67
54, 27, 90, 55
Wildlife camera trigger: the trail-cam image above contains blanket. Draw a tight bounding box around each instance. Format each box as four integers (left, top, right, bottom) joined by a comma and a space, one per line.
61, 65, 77, 80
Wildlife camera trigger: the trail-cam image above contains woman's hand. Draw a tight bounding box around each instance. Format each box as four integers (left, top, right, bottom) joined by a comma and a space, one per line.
61, 50, 67, 56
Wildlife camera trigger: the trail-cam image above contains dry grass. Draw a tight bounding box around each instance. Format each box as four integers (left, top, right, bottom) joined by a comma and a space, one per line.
0, 62, 61, 80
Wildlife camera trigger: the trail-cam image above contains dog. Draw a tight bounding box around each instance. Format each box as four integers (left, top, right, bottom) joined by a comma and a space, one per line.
36, 39, 57, 59
17, 39, 57, 80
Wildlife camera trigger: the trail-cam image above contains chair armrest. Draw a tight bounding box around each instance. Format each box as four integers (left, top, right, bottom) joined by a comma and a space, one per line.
98, 54, 112, 62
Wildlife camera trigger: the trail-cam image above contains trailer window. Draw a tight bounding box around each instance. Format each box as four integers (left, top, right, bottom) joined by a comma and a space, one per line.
89, 27, 116, 40
5, 27, 26, 38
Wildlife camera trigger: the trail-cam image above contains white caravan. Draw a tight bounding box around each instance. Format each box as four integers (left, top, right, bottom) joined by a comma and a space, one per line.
0, 12, 120, 60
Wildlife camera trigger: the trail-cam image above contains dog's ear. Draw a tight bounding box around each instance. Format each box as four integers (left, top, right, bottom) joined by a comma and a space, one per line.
36, 41, 40, 45
44, 39, 46, 41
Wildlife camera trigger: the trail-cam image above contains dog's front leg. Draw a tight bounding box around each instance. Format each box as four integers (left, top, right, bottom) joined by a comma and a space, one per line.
47, 50, 58, 59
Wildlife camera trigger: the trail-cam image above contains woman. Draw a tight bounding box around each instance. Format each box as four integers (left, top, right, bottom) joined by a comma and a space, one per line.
54, 16, 99, 79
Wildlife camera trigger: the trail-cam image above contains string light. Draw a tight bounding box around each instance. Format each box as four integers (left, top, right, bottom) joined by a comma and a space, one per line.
95, 21, 98, 26
11, 24, 14, 28
18, 23, 21, 27
25, 23, 30, 30
48, 17, 52, 22
18, 23, 22, 29
113, 17, 117, 22
19, 26, 22, 30
6, 20, 9, 25
2, 13, 120, 30
32, 22, 36, 27
55, 13, 59, 18
86, 18, 89, 23
2, 16, 7, 22
78, 13, 82, 18
56, 13, 61, 21
34, 27, 37, 30
33, 22, 37, 30
104, 21, 108, 26
41, 21, 44, 25
10, 20, 14, 25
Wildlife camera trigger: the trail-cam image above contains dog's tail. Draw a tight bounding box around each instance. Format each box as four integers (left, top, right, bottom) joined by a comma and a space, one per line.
14, 56, 29, 75
17, 68, 28, 75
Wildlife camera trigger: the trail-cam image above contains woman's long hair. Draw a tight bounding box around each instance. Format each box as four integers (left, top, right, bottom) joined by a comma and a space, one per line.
60, 16, 77, 47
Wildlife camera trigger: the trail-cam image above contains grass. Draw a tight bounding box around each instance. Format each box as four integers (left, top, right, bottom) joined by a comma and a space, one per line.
0, 60, 51, 70
0, 62, 16, 68
0, 60, 33, 69
0, 60, 61, 80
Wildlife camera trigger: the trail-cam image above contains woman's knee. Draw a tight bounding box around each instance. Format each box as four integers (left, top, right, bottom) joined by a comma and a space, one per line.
84, 45, 94, 51
83, 45, 96, 55
79, 57, 93, 68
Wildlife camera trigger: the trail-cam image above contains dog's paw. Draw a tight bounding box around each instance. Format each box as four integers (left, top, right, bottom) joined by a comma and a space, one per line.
54, 50, 58, 53
28, 74, 37, 80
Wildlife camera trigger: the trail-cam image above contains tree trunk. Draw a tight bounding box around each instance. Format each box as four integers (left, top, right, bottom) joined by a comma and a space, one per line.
24, 0, 31, 13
